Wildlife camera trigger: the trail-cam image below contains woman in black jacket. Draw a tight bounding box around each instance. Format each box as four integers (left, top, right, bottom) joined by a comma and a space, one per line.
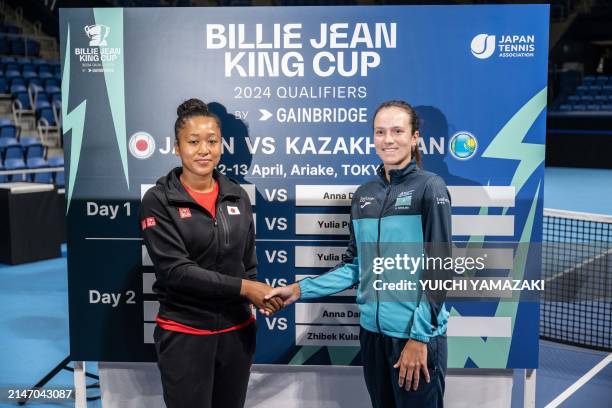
140, 99, 281, 408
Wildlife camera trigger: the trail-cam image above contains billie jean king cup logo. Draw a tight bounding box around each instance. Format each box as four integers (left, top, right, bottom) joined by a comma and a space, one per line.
84, 24, 111, 47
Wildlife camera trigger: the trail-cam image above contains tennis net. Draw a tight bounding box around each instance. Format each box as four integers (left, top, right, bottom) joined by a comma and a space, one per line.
541, 209, 612, 351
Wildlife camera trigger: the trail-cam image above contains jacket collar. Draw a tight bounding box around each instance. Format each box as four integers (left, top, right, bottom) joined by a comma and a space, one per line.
161, 167, 242, 205
376, 159, 418, 185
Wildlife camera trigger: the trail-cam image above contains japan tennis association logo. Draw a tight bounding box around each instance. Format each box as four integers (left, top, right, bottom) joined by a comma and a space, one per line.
449, 131, 478, 160
471, 34, 496, 59
129, 132, 156, 160
84, 24, 110, 47
178, 208, 192, 219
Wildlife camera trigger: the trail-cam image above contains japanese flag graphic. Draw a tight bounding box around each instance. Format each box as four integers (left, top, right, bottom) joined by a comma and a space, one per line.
129, 132, 156, 160
227, 206, 240, 215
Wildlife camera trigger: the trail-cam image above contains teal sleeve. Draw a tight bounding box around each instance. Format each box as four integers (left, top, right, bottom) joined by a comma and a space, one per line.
409, 300, 434, 343
299, 212, 359, 299
411, 175, 453, 342
299, 261, 359, 299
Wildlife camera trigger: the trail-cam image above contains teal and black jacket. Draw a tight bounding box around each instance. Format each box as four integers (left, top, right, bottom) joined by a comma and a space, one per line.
298, 160, 452, 342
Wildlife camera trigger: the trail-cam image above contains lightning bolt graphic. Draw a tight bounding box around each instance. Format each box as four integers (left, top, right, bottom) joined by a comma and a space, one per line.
448, 184, 540, 368
482, 87, 547, 216
448, 87, 547, 367
93, 8, 129, 189
62, 24, 87, 214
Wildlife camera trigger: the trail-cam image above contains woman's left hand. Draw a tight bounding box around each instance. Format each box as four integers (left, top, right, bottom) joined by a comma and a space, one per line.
393, 339, 430, 391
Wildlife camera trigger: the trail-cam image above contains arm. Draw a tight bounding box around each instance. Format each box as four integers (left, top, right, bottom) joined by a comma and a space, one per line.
409, 175, 452, 342
266, 214, 360, 305
396, 176, 452, 391
242, 194, 257, 282
238, 193, 283, 313
299, 214, 359, 299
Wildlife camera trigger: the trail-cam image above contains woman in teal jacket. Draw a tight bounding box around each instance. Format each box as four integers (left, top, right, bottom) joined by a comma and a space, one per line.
267, 100, 452, 408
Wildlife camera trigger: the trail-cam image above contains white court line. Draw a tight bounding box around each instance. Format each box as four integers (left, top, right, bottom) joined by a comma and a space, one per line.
544, 247, 612, 284
544, 353, 612, 408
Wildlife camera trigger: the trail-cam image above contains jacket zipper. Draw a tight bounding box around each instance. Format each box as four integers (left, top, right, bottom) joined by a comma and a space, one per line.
376, 183, 392, 334
218, 206, 230, 246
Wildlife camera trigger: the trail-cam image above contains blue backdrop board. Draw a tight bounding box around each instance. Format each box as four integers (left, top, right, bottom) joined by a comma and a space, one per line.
60, 5, 549, 368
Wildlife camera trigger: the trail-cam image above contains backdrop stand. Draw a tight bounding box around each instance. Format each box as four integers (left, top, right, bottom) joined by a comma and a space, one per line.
74, 361, 87, 408
524, 369, 537, 408
16, 356, 99, 406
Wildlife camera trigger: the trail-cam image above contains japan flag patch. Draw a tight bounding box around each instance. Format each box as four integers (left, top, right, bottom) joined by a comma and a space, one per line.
178, 208, 192, 219
227, 206, 240, 215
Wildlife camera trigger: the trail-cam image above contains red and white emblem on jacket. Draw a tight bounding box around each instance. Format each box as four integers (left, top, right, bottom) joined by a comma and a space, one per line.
227, 206, 240, 215
141, 217, 156, 230
178, 208, 192, 219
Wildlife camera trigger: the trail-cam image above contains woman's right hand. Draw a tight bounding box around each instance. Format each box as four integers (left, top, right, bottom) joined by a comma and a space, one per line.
264, 283, 301, 308
240, 280, 285, 316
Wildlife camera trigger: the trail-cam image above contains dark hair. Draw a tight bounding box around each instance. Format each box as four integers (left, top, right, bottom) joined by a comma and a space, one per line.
174, 98, 221, 142
373, 100, 422, 168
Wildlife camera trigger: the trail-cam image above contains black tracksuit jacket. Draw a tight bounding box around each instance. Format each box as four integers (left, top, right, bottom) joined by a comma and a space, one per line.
139, 167, 256, 330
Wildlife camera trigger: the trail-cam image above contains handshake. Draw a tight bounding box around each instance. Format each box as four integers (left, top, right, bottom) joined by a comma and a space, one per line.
240, 280, 301, 317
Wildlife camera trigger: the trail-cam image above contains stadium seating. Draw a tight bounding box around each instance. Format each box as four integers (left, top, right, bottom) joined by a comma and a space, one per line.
46, 85, 60, 104
30, 84, 49, 108
10, 39, 25, 56
0, 37, 8, 55
0, 12, 63, 187
38, 64, 52, 78
27, 157, 52, 183
12, 84, 33, 125
554, 75, 612, 112
26, 39, 40, 57
1, 137, 22, 160
27, 77, 43, 89
44, 78, 59, 88
3, 157, 26, 181
48, 156, 64, 187
4, 24, 22, 35
5, 67, 20, 81
0, 119, 18, 139
21, 63, 36, 76
0, 76, 8, 94
4, 62, 19, 73
20, 136, 45, 159
37, 100, 60, 146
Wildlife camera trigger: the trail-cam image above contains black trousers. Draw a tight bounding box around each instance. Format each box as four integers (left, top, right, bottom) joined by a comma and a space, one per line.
360, 327, 447, 408
154, 323, 256, 408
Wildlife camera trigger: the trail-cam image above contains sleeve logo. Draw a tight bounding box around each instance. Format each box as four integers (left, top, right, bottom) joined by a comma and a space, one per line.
141, 217, 157, 230
227, 206, 240, 215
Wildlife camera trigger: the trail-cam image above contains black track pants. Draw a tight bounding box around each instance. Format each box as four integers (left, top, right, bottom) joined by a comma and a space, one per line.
154, 323, 256, 408
360, 327, 447, 408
